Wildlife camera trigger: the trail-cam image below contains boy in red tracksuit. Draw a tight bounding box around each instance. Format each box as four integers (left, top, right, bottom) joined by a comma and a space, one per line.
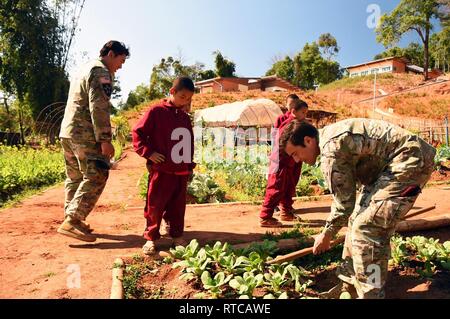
260, 97, 309, 227
132, 77, 196, 255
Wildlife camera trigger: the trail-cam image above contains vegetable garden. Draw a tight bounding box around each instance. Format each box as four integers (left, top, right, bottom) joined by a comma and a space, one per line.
122, 232, 450, 299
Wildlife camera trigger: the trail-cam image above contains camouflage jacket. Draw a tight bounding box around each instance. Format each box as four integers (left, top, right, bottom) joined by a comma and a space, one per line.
60, 59, 114, 143
319, 118, 436, 237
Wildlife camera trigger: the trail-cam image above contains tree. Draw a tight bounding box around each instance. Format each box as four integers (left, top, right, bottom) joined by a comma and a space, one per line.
318, 33, 340, 61
374, 42, 428, 66
213, 51, 236, 77
438, 0, 450, 27
293, 42, 342, 90
0, 0, 86, 121
123, 84, 151, 110
265, 56, 295, 83
376, 0, 448, 80
198, 69, 216, 81
318, 33, 340, 84
51, 0, 86, 71
265, 37, 342, 90
431, 27, 450, 71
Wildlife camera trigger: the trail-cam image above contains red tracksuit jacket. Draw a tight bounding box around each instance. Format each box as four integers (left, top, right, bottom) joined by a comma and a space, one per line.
132, 99, 195, 174
261, 112, 302, 219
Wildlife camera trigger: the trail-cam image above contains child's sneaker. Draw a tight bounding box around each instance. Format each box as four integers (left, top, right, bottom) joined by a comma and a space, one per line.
259, 217, 283, 228
142, 240, 156, 256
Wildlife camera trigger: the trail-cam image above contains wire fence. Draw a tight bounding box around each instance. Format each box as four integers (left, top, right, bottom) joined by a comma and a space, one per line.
370, 111, 449, 146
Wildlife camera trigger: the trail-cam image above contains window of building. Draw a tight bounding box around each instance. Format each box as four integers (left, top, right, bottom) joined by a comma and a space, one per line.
371, 68, 379, 74
382, 66, 391, 72
361, 70, 369, 76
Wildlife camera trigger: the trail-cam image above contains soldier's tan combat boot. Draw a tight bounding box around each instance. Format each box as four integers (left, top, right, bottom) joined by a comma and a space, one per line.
64, 215, 94, 234
57, 216, 96, 242
79, 221, 94, 234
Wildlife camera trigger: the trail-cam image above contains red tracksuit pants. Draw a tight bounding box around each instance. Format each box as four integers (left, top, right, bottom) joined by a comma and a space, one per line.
144, 170, 188, 241
260, 163, 302, 219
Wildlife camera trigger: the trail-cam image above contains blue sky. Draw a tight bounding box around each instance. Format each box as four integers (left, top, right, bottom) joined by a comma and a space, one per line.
70, 0, 424, 101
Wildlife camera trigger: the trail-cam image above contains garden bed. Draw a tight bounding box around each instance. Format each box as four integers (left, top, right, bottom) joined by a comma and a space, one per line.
119, 232, 450, 300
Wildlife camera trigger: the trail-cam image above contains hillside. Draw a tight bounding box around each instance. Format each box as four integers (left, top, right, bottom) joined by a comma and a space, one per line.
125, 73, 450, 128
125, 90, 338, 128
317, 73, 450, 120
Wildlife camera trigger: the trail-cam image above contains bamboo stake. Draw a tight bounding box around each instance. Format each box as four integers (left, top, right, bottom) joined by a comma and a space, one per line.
266, 237, 345, 265
404, 205, 436, 219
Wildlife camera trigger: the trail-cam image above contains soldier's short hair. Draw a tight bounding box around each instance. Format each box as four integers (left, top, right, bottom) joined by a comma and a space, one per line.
280, 120, 318, 148
172, 77, 195, 92
100, 41, 130, 58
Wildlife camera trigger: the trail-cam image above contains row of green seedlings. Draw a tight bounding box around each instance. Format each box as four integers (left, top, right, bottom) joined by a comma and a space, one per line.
0, 145, 65, 206
186, 162, 327, 204
434, 144, 450, 166
390, 235, 450, 278
164, 239, 314, 299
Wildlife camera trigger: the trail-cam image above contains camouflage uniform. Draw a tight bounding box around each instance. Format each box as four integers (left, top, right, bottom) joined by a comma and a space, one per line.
319, 118, 436, 299
59, 59, 114, 222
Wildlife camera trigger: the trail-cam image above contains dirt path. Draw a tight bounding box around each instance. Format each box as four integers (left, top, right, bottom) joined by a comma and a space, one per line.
0, 150, 449, 299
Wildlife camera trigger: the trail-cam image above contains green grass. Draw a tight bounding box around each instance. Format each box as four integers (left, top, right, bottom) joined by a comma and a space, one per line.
0, 145, 66, 208
320, 73, 395, 91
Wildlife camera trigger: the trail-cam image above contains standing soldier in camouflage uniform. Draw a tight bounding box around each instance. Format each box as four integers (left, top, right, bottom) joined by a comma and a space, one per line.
58, 41, 130, 242
281, 119, 436, 299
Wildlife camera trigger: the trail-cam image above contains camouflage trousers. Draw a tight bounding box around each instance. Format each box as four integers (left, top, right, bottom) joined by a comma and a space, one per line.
337, 139, 436, 299
61, 138, 109, 221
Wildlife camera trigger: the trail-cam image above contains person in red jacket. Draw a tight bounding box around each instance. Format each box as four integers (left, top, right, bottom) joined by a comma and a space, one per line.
132, 77, 196, 255
275, 94, 301, 128
260, 97, 309, 227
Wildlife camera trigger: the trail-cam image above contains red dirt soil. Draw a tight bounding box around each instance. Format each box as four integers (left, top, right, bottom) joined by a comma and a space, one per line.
0, 150, 449, 299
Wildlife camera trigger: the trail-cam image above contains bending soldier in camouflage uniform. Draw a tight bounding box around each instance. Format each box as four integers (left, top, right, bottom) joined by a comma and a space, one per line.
58, 41, 130, 242
281, 119, 436, 299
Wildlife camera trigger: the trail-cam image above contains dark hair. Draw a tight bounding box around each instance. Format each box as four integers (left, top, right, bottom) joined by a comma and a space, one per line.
280, 120, 319, 150
100, 41, 130, 58
286, 94, 299, 102
291, 98, 309, 111
172, 77, 195, 92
